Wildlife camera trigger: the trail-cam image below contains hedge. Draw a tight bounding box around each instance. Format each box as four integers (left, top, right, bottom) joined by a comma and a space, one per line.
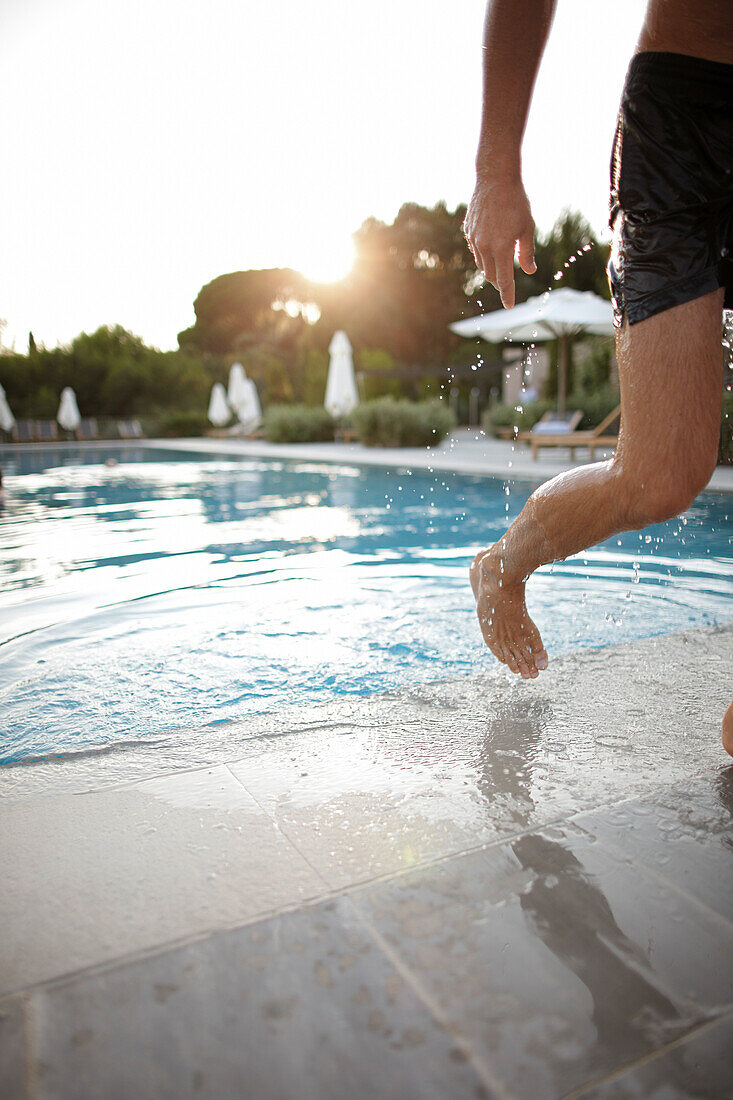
263, 404, 335, 443
351, 397, 455, 447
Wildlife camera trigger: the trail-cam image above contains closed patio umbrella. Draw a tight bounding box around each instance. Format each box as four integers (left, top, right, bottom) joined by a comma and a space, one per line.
325, 330, 359, 419
208, 382, 231, 427
450, 288, 614, 414
57, 387, 81, 432
0, 384, 15, 433
227, 362, 248, 412
236, 377, 262, 434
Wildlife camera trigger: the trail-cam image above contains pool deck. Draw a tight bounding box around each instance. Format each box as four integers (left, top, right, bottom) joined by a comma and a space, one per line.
2, 618, 732, 1099
5, 429, 732, 492
144, 428, 733, 493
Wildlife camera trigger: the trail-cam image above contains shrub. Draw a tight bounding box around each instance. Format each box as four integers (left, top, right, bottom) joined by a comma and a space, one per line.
263, 404, 335, 443
719, 389, 733, 465
484, 386, 620, 437
484, 399, 555, 436
351, 397, 455, 447
157, 411, 209, 437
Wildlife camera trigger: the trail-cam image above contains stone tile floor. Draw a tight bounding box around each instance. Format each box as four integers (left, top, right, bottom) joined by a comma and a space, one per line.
1, 623, 732, 1098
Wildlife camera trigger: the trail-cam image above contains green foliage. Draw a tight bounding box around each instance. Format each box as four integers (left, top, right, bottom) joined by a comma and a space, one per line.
157, 411, 210, 437
484, 386, 619, 436
572, 385, 619, 430
236, 345, 296, 406
0, 325, 225, 421
357, 348, 403, 400
484, 400, 555, 435
299, 349, 329, 406
179, 269, 312, 355
351, 397, 455, 448
575, 339, 614, 395
263, 404, 335, 443
720, 389, 733, 465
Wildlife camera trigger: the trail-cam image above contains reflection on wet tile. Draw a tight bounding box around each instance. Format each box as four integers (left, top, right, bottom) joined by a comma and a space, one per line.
0, 997, 25, 1099
573, 771, 733, 923
0, 766, 325, 994
227, 736, 498, 889
30, 897, 492, 1100
352, 826, 733, 1099
578, 1013, 733, 1098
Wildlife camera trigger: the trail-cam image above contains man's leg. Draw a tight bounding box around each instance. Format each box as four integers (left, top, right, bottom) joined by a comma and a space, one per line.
723, 701, 733, 755
471, 288, 724, 679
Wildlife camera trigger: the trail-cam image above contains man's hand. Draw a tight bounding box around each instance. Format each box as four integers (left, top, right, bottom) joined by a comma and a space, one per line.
463, 175, 537, 309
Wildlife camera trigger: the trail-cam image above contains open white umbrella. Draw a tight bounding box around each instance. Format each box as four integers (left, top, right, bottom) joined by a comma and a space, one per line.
57, 387, 81, 432
325, 330, 359, 419
236, 377, 262, 434
227, 362, 248, 412
451, 288, 614, 414
207, 382, 231, 427
0, 384, 15, 433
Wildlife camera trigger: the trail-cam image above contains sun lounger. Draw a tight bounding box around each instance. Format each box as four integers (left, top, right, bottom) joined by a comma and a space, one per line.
521, 404, 621, 460
117, 419, 145, 439
12, 419, 37, 443
35, 420, 58, 442
75, 418, 98, 441
496, 409, 582, 442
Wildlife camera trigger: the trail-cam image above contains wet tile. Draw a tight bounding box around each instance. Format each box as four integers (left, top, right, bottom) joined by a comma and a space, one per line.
573, 771, 733, 924
227, 735, 502, 889
0, 766, 325, 995
578, 1013, 733, 1098
352, 826, 733, 1099
0, 997, 25, 1099
30, 896, 494, 1100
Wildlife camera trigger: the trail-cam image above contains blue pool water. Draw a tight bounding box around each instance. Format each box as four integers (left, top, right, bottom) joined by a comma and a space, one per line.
0, 445, 731, 764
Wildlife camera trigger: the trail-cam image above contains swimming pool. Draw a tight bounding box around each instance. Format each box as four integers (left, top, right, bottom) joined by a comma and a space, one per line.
1, 445, 731, 764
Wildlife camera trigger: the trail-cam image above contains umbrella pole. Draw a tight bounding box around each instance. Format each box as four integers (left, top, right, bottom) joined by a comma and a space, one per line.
557, 336, 568, 416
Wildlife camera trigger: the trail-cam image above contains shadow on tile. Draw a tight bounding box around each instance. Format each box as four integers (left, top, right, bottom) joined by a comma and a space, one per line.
351, 824, 733, 1098
576, 1012, 733, 1098
572, 768, 733, 923
29, 897, 493, 1100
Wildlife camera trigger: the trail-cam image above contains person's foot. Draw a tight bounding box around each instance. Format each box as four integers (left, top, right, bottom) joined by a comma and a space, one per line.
722, 701, 733, 757
470, 546, 548, 679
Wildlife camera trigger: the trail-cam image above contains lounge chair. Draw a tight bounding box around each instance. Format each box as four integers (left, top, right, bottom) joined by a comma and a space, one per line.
521, 404, 621, 461
76, 418, 98, 441
35, 420, 58, 442
117, 419, 145, 439
498, 409, 581, 443
12, 419, 37, 443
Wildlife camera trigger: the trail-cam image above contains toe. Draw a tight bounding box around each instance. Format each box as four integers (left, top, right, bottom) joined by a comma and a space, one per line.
515, 652, 534, 679
504, 649, 520, 675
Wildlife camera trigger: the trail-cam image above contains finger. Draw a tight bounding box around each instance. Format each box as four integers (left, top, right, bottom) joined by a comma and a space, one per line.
517, 229, 537, 275
494, 253, 516, 309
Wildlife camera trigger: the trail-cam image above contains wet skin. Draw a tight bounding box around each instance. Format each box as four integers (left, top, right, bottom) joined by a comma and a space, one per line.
467, 1, 732, 752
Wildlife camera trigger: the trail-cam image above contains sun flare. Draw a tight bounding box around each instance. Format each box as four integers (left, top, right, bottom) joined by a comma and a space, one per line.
295, 237, 356, 284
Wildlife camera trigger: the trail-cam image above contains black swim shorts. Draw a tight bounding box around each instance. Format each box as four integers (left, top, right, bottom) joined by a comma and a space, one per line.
608, 50, 733, 326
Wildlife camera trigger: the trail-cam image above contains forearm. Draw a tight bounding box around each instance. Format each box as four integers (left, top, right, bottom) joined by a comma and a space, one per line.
477, 0, 556, 180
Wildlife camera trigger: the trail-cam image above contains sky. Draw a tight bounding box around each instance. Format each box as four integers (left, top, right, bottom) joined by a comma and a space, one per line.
1, 0, 643, 352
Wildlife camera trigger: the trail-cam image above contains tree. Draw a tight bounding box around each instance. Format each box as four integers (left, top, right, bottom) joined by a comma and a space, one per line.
312, 201, 477, 366
178, 268, 313, 355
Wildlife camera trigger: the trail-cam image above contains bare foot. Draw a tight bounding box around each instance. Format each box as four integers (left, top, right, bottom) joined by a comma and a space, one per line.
723, 701, 733, 758
470, 546, 548, 679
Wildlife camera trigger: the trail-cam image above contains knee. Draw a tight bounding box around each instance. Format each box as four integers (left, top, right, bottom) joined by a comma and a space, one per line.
613, 456, 716, 529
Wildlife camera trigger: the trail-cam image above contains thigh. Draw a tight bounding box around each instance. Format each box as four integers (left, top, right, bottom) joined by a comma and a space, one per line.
614, 288, 724, 481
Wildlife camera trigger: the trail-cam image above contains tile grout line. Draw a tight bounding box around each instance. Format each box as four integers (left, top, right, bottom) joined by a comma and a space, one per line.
22, 991, 36, 1100
221, 762, 332, 891
562, 1005, 733, 1098
342, 894, 517, 1100
4, 779, 721, 1004
571, 820, 733, 941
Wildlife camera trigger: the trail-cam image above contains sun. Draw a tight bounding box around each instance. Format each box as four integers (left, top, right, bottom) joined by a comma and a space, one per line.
296, 236, 356, 284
